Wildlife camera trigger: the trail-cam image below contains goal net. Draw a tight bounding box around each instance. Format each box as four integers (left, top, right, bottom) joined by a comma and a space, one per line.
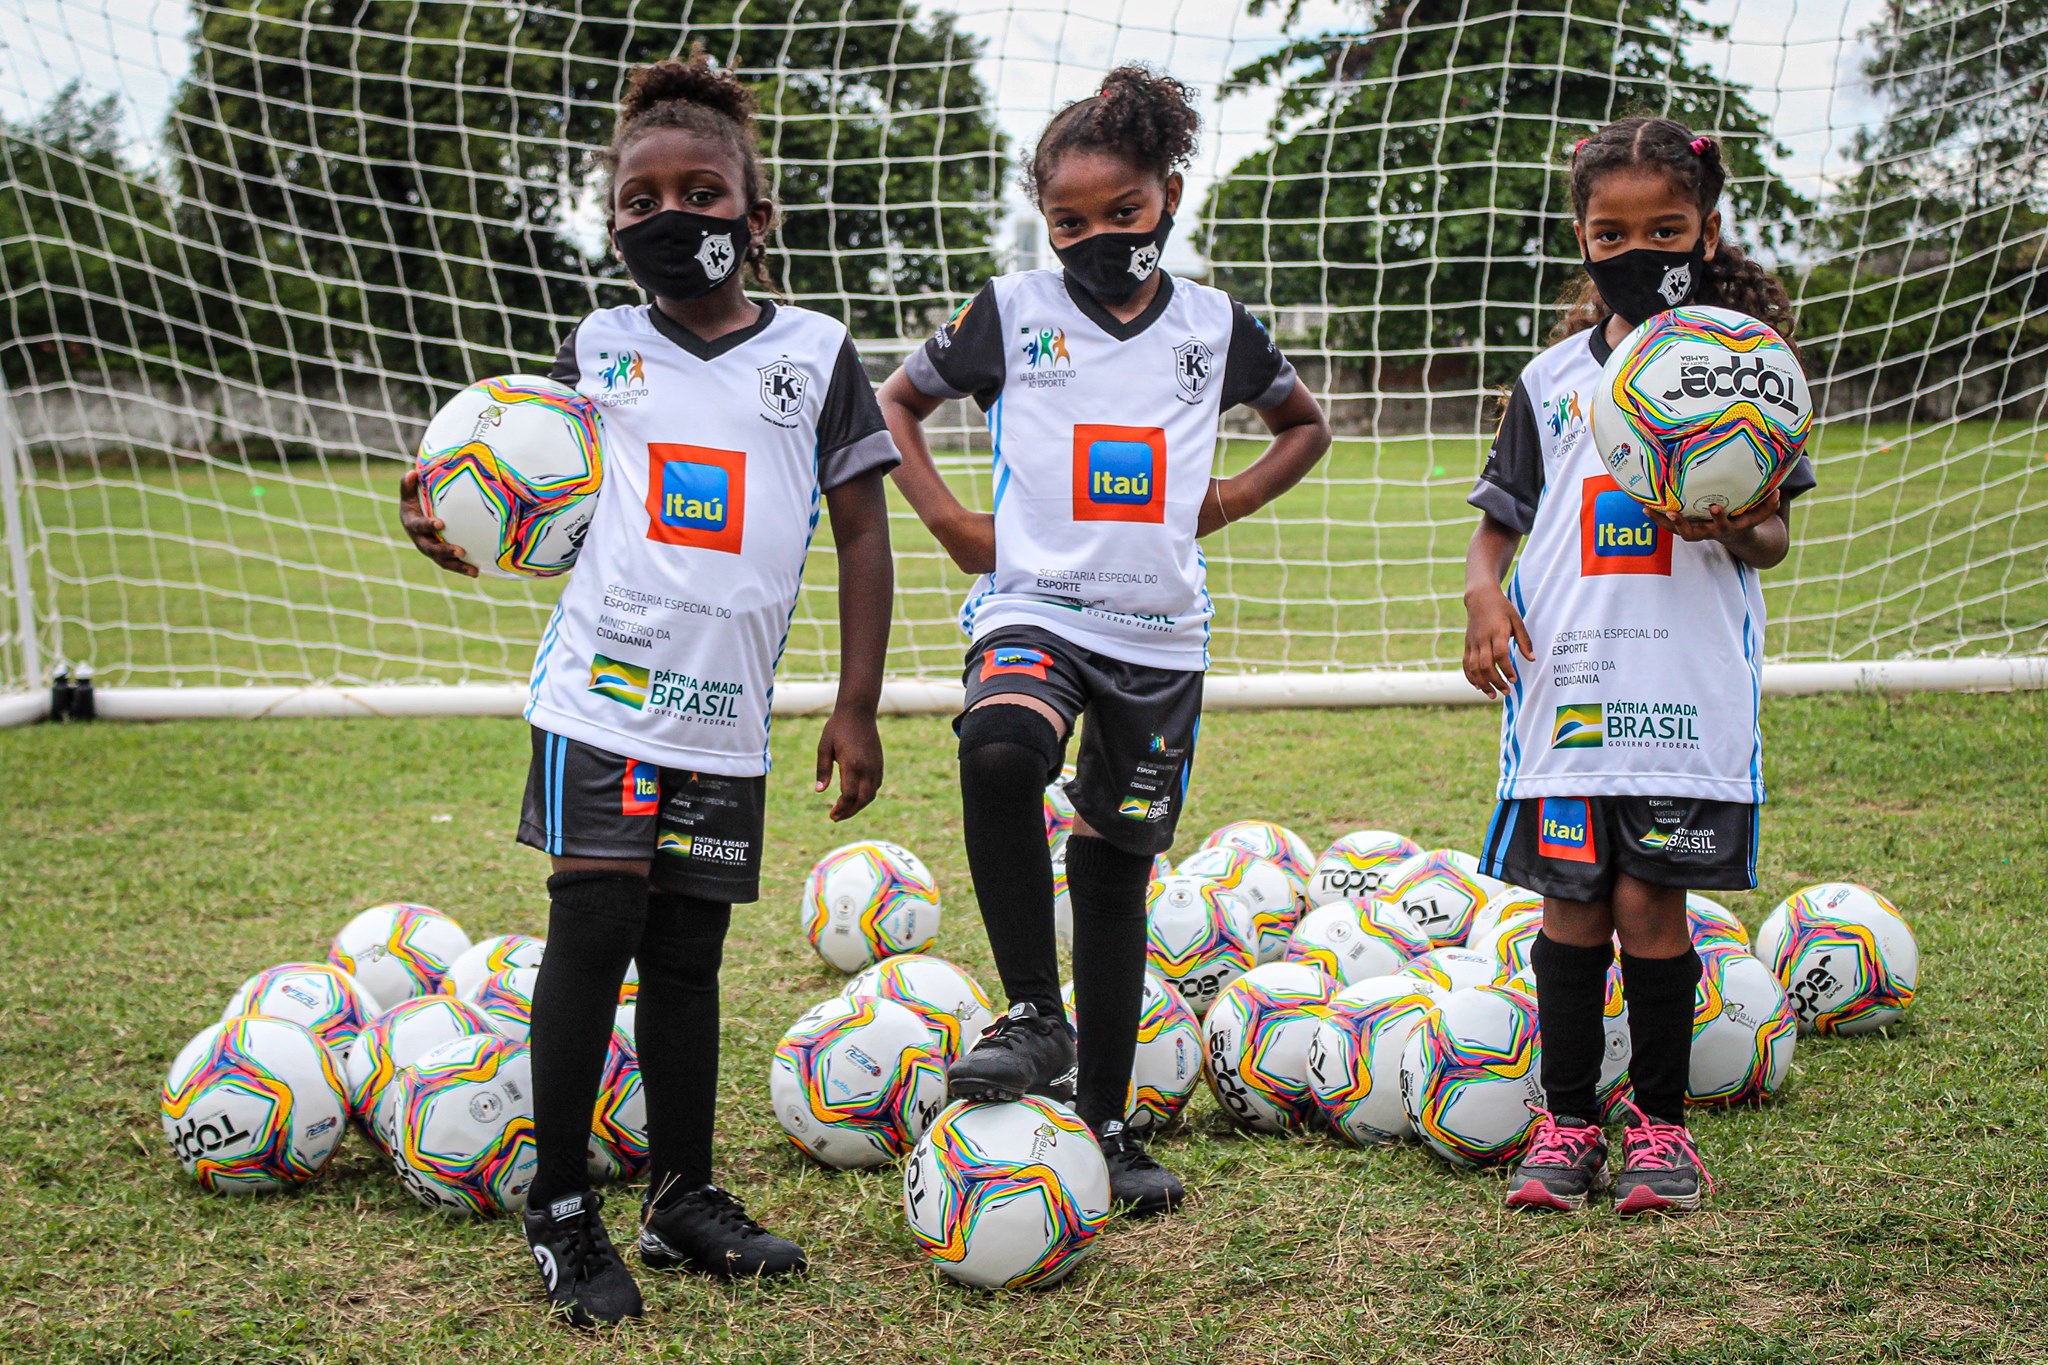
1, 0, 2043, 707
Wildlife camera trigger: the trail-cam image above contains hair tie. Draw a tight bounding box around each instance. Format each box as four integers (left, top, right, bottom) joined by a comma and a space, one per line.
1690, 136, 1714, 156
1571, 138, 1589, 157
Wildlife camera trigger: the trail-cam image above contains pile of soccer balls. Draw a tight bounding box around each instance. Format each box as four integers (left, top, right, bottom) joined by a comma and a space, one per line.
159, 902, 642, 1212
781, 781, 1920, 1289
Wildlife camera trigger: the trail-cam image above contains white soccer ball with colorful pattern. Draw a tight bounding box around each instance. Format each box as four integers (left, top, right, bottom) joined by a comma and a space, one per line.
441, 934, 545, 1001
1044, 772, 1076, 855
162, 1015, 350, 1193
1144, 874, 1259, 1017
1307, 975, 1444, 1144
1686, 892, 1751, 952
1398, 947, 1502, 996
1309, 830, 1422, 904
1062, 971, 1202, 1136
1688, 945, 1798, 1104
843, 954, 995, 1064
1383, 849, 1504, 948
769, 995, 946, 1170
343, 995, 498, 1153
1467, 886, 1543, 948
327, 902, 470, 1005
1173, 844, 1301, 962
1285, 897, 1429, 986
467, 965, 539, 1043
903, 1096, 1111, 1290
1755, 883, 1918, 1035
415, 374, 605, 578
801, 840, 942, 974
1201, 962, 1336, 1134
588, 1027, 648, 1182
1055, 849, 1172, 947
1399, 983, 1545, 1168
388, 1032, 539, 1215
1200, 820, 1316, 906
1470, 909, 1544, 979
221, 962, 382, 1060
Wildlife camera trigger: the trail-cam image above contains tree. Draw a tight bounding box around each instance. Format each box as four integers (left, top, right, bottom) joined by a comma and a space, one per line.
1201, 0, 1801, 386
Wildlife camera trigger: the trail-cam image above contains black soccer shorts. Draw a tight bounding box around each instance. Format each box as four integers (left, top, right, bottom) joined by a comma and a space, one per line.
1477, 793, 1758, 903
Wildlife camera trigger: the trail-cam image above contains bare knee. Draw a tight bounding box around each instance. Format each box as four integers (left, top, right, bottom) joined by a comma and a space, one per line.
1541, 894, 1614, 948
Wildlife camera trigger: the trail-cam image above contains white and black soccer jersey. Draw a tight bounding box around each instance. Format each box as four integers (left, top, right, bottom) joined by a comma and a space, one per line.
524, 300, 898, 775
905, 269, 1298, 670
1469, 326, 1816, 803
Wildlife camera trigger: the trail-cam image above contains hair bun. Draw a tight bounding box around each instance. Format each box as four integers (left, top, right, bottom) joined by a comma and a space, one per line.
621, 49, 756, 129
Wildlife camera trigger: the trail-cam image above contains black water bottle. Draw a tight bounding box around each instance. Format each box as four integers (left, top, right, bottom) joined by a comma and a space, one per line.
71, 663, 95, 721
50, 664, 72, 721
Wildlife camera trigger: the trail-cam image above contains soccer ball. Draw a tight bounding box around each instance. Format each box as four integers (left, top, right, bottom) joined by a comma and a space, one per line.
1399, 984, 1544, 1168
161, 1015, 349, 1193
1061, 971, 1202, 1135
1310, 830, 1423, 903
1173, 844, 1301, 963
588, 1027, 649, 1182
1397, 947, 1501, 996
415, 374, 604, 578
1755, 883, 1918, 1034
1598, 958, 1633, 1117
617, 959, 639, 1009
441, 934, 545, 1001
1689, 946, 1798, 1104
1382, 849, 1503, 948
1044, 776, 1075, 854
1144, 874, 1259, 1017
1284, 898, 1428, 986
468, 965, 539, 1042
1307, 975, 1443, 1144
1467, 886, 1543, 947
342, 995, 498, 1152
801, 840, 943, 974
843, 954, 995, 1064
1201, 962, 1336, 1134
328, 902, 471, 1005
1470, 909, 1545, 979
1200, 820, 1316, 904
388, 1032, 538, 1215
1591, 305, 1813, 520
769, 996, 947, 1169
1687, 892, 1750, 951
221, 962, 381, 1059
903, 1096, 1111, 1290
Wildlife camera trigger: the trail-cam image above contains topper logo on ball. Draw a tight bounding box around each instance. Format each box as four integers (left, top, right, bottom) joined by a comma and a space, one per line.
168, 1109, 254, 1163
1662, 354, 1798, 413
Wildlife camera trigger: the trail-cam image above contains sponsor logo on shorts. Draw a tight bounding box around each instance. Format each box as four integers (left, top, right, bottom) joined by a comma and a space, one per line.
1072, 424, 1166, 523
646, 444, 746, 553
1579, 475, 1671, 577
979, 646, 1051, 681
622, 761, 659, 816
1118, 796, 1155, 821
1551, 703, 1605, 748
1536, 797, 1596, 864
1639, 825, 1718, 854
588, 653, 650, 709
656, 830, 753, 865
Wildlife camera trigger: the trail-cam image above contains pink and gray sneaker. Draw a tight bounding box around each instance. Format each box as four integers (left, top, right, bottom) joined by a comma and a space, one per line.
1612, 1103, 1713, 1214
1504, 1111, 1610, 1211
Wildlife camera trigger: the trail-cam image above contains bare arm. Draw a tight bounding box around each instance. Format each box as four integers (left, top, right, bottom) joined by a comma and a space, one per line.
877, 368, 995, 574
1462, 515, 1533, 700
1197, 380, 1333, 536
816, 469, 892, 821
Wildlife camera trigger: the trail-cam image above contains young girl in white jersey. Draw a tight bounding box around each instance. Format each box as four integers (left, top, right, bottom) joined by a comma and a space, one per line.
1462, 116, 1814, 1215
401, 53, 898, 1326
878, 65, 1331, 1215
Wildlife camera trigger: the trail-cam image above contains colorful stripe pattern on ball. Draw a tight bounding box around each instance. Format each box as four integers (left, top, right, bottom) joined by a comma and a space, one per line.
161, 1016, 347, 1192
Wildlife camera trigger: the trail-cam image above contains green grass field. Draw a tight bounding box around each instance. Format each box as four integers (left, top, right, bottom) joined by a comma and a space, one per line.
4, 692, 2046, 1363
21, 417, 2047, 689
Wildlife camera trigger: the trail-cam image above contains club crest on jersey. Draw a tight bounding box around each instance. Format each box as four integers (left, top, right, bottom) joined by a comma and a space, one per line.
758, 358, 805, 425
1541, 390, 1584, 437
597, 350, 648, 407
646, 444, 746, 553
697, 232, 737, 283
622, 761, 659, 815
1173, 339, 1213, 403
1023, 327, 1071, 368
1551, 703, 1606, 749
1536, 798, 1596, 863
1579, 475, 1671, 576
588, 653, 650, 710
980, 646, 1051, 681
1072, 424, 1166, 524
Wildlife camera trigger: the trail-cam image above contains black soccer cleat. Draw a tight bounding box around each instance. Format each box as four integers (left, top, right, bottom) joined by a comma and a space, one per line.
522, 1189, 644, 1329
946, 1002, 1078, 1105
1093, 1118, 1186, 1218
637, 1183, 808, 1280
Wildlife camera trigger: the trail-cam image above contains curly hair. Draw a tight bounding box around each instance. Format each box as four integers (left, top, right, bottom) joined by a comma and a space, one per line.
601, 47, 775, 289
1025, 63, 1199, 203
1550, 116, 1797, 356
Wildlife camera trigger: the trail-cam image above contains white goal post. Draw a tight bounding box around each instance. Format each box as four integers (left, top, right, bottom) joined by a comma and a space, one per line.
0, 0, 2042, 725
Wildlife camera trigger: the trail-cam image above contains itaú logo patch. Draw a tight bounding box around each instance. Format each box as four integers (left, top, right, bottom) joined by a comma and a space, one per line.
621, 761, 659, 815
979, 646, 1051, 681
646, 443, 746, 553
1536, 797, 1596, 863
1579, 474, 1670, 576
1072, 424, 1166, 523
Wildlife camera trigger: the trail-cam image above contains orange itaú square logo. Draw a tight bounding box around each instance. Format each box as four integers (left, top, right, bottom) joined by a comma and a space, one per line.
1071, 424, 1166, 523
646, 443, 746, 554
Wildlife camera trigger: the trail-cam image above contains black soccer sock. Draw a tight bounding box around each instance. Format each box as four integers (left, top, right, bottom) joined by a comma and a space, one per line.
1620, 946, 1703, 1127
957, 705, 1066, 1018
527, 870, 647, 1209
1529, 931, 1613, 1125
1065, 835, 1154, 1131
636, 890, 731, 1207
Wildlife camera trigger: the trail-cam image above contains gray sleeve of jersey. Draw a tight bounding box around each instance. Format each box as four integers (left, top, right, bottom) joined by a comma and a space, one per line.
1777, 451, 1817, 503
1467, 378, 1545, 534
817, 335, 901, 491
1220, 299, 1298, 411
547, 322, 581, 385
904, 281, 1005, 410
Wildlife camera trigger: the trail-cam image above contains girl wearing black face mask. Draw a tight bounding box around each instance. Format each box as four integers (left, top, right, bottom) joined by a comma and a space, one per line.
1459, 117, 1813, 1221
400, 49, 902, 1327
874, 64, 1331, 1233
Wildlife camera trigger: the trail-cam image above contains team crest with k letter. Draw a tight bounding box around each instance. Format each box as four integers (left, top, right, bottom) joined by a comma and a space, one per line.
758, 359, 805, 428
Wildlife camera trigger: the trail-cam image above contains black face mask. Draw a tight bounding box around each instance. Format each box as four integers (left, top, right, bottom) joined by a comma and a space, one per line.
1583, 240, 1706, 326
613, 208, 751, 301
1055, 209, 1174, 306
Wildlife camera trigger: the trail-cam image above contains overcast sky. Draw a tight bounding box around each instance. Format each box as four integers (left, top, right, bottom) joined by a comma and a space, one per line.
0, 0, 1889, 269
